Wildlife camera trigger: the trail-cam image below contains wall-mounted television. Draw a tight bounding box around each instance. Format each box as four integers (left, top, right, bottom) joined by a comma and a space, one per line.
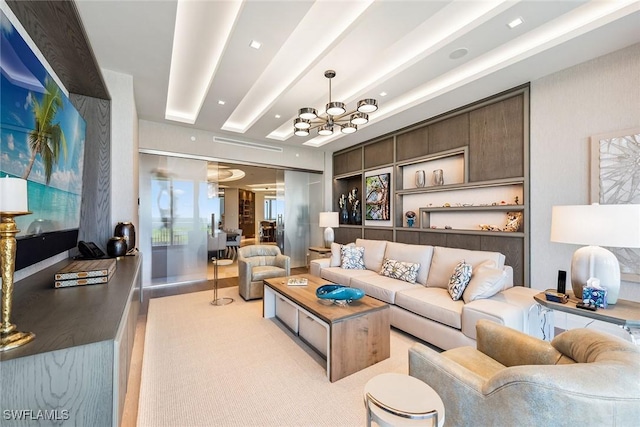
0, 10, 86, 270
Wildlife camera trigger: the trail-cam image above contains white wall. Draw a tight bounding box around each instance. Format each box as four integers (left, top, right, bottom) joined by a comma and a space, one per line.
103, 69, 139, 236
530, 43, 640, 305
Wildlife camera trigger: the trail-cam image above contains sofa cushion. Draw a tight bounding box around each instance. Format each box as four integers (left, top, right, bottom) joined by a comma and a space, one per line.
350, 274, 417, 304
320, 266, 377, 286
380, 258, 420, 284
427, 246, 505, 289
251, 266, 287, 282
448, 260, 472, 300
395, 287, 463, 329
340, 245, 365, 269
355, 238, 387, 272
383, 242, 433, 286
462, 263, 507, 303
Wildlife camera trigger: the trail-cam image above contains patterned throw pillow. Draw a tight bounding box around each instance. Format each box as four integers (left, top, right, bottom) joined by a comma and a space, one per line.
448, 260, 472, 300
340, 245, 366, 270
379, 258, 420, 284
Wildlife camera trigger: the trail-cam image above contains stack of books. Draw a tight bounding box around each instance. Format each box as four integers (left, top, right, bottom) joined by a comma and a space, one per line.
54, 259, 117, 288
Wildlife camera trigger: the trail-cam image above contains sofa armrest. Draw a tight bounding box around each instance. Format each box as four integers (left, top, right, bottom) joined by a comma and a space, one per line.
237, 258, 252, 286
476, 320, 562, 366
276, 254, 291, 275
310, 258, 330, 277
502, 265, 513, 289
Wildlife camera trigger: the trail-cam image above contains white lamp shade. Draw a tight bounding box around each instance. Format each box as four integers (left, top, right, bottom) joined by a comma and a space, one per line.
319, 212, 339, 228
550, 204, 640, 248
0, 177, 28, 212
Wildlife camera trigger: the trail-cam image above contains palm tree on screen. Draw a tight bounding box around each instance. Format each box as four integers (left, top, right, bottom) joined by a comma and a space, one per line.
22, 77, 67, 184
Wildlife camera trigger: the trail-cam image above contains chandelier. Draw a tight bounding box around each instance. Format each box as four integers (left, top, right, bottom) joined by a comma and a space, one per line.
293, 70, 378, 137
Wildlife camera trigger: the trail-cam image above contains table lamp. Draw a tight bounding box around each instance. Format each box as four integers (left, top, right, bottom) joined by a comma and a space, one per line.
550, 203, 640, 304
319, 212, 339, 248
0, 176, 35, 351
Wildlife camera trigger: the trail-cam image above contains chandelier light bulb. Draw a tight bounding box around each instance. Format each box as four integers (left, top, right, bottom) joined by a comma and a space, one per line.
350, 112, 368, 125
326, 102, 346, 116
294, 128, 309, 137
357, 99, 378, 113
299, 107, 317, 120
341, 124, 357, 134
293, 118, 311, 129
318, 124, 333, 136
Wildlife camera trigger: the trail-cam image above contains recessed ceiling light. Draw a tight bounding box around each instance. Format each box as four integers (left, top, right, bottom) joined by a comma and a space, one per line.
275, 114, 281, 119
379, 92, 387, 97
449, 47, 469, 60
507, 17, 524, 29
249, 40, 262, 50
190, 136, 196, 141
218, 100, 225, 105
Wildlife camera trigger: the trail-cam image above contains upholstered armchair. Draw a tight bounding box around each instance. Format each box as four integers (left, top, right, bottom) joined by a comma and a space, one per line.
225, 228, 242, 259
238, 245, 290, 300
409, 319, 640, 426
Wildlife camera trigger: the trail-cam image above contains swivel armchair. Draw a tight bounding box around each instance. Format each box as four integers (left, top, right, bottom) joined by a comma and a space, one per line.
409, 319, 640, 426
238, 245, 290, 300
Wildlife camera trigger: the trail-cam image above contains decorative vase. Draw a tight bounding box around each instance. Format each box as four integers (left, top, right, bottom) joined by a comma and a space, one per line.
433, 169, 444, 186
114, 222, 136, 253
340, 207, 349, 224
350, 210, 358, 225
354, 210, 362, 225
415, 170, 426, 188
107, 237, 127, 257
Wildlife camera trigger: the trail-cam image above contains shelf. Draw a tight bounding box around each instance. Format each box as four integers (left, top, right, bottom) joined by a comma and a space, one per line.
396, 177, 524, 195
400, 227, 524, 238
419, 205, 524, 213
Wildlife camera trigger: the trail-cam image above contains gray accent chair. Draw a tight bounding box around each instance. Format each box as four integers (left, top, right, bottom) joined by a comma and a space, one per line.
409, 319, 640, 426
238, 245, 290, 300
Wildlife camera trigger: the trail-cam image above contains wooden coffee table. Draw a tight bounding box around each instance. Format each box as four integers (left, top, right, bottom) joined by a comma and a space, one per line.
263, 274, 390, 382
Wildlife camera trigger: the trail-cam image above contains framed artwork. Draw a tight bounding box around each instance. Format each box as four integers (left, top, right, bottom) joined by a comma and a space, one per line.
590, 127, 640, 282
365, 172, 390, 220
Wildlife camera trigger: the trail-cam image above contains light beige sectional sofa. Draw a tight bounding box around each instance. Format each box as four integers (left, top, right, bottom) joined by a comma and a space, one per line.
310, 238, 539, 350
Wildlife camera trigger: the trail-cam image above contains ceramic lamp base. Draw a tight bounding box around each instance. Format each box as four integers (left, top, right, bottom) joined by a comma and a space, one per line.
324, 227, 335, 249
570, 245, 620, 304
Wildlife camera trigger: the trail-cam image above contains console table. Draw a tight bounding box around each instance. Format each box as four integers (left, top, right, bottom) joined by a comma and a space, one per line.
533, 292, 640, 345
0, 254, 142, 426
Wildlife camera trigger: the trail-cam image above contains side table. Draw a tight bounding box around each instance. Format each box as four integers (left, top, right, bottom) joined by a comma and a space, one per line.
308, 246, 332, 267
211, 258, 234, 306
533, 292, 640, 345
363, 373, 444, 426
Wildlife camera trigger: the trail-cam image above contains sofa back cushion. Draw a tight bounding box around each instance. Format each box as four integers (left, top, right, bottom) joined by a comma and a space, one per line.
427, 246, 506, 289
384, 241, 434, 286
355, 238, 387, 272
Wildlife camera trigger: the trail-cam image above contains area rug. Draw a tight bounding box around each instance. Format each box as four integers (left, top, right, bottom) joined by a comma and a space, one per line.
137, 287, 417, 427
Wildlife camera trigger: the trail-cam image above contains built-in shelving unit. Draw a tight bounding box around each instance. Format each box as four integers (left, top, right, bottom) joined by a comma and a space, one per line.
333, 85, 530, 284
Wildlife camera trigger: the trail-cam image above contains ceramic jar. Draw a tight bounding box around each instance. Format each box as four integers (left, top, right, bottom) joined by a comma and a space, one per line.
114, 222, 136, 253
107, 237, 127, 257
433, 169, 444, 186
415, 170, 426, 188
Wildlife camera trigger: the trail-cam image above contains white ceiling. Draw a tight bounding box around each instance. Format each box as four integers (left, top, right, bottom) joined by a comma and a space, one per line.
76, 0, 640, 155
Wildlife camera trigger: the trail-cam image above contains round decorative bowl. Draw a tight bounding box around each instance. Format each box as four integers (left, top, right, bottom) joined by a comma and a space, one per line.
316, 284, 365, 305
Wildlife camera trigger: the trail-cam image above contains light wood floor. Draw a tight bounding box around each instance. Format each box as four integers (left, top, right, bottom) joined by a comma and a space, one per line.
120, 266, 308, 426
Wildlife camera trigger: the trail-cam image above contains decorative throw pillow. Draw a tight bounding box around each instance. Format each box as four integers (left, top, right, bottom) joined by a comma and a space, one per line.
462, 264, 506, 303
340, 245, 366, 270
448, 260, 472, 300
379, 258, 420, 284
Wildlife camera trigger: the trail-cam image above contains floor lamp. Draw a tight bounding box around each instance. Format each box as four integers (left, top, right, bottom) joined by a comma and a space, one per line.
550, 203, 640, 304
319, 212, 339, 248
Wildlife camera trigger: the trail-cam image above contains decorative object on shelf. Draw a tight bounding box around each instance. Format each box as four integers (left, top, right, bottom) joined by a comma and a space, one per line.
348, 187, 360, 224
514, 196, 520, 205
443, 203, 451, 207
339, 194, 348, 224
366, 173, 390, 220
503, 211, 523, 232
582, 278, 607, 308
591, 128, 640, 283
479, 224, 500, 231
107, 237, 127, 257
319, 212, 339, 248
415, 170, 426, 188
550, 203, 640, 303
433, 169, 444, 186
0, 176, 35, 352
316, 284, 365, 305
405, 211, 416, 227
293, 70, 378, 137
114, 222, 136, 253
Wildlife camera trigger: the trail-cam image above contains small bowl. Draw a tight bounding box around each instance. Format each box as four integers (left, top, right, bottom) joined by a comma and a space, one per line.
316, 284, 365, 303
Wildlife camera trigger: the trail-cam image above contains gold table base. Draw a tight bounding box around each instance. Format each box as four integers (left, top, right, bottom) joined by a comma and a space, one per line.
0, 329, 35, 352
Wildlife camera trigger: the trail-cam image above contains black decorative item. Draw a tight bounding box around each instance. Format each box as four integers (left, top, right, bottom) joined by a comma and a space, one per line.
348, 187, 360, 225
107, 237, 127, 257
114, 222, 136, 253
339, 194, 349, 224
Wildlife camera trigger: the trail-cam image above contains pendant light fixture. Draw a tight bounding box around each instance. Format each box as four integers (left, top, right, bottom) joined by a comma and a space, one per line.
293, 70, 378, 137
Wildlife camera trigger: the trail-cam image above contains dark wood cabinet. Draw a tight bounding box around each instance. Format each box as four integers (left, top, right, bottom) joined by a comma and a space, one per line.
333, 147, 363, 176
469, 94, 524, 181
239, 189, 255, 238
364, 138, 394, 169
396, 125, 429, 161
428, 113, 469, 154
